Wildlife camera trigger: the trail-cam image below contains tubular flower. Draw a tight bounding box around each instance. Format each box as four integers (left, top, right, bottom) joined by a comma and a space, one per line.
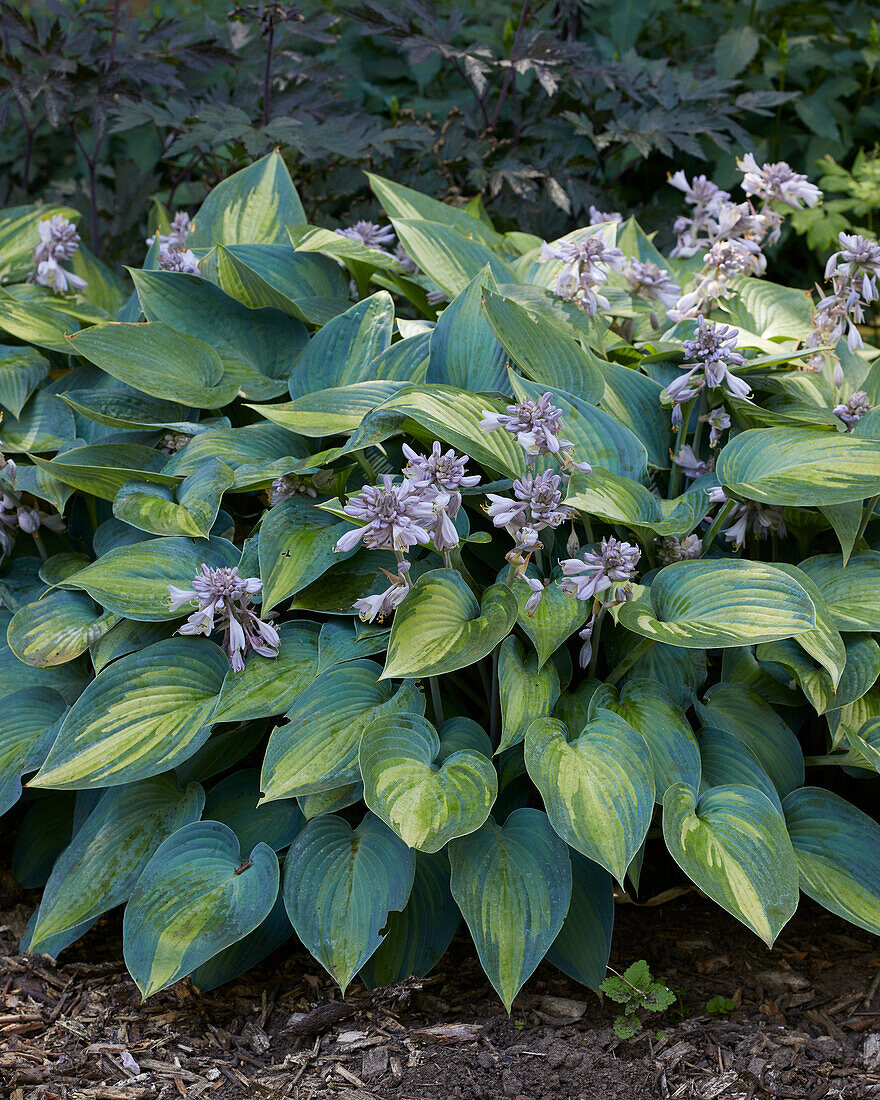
31, 213, 87, 293
665, 317, 750, 427
336, 221, 396, 250
485, 470, 572, 531
268, 470, 335, 505
335, 476, 434, 553
658, 534, 703, 563
353, 561, 411, 623
625, 260, 681, 309
147, 211, 192, 249
722, 502, 786, 549
833, 390, 872, 430
705, 407, 731, 447
537, 236, 625, 315
158, 246, 200, 274
673, 444, 713, 481
480, 393, 590, 472
815, 232, 880, 354
737, 154, 822, 211
402, 441, 481, 512
168, 565, 280, 672
559, 537, 641, 602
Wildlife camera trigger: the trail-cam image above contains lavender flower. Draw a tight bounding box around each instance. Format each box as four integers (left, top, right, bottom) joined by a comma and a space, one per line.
722, 502, 786, 548
673, 444, 713, 481
0, 464, 64, 558
486, 470, 572, 531
33, 257, 87, 295
577, 616, 596, 669
158, 246, 200, 275
658, 534, 703, 563
336, 221, 396, 250
480, 393, 589, 471
625, 260, 681, 309
335, 476, 434, 553
559, 537, 641, 602
268, 470, 335, 505
157, 431, 192, 455
589, 206, 622, 225
833, 390, 872, 429
402, 442, 481, 506
668, 172, 730, 258
35, 214, 81, 263
147, 211, 192, 249
816, 232, 880, 353
168, 565, 280, 672
353, 561, 411, 623
521, 575, 549, 617
705, 407, 731, 447
538, 236, 625, 315
738, 154, 822, 211
665, 318, 750, 427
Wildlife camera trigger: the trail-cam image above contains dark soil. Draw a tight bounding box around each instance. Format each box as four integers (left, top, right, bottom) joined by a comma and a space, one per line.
2, 891, 880, 1100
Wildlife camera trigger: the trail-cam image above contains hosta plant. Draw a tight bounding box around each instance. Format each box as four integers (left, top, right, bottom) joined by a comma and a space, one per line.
3, 152, 880, 1010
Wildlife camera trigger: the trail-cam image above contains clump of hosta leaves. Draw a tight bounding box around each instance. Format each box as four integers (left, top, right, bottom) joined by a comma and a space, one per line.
3, 152, 880, 1013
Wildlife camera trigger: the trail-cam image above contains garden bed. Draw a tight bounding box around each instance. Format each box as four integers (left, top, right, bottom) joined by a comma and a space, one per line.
3, 893, 879, 1100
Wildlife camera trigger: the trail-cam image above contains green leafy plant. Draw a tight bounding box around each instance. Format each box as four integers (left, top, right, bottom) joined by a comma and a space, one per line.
2, 149, 880, 1023
600, 961, 676, 1038
705, 995, 737, 1017
790, 149, 880, 253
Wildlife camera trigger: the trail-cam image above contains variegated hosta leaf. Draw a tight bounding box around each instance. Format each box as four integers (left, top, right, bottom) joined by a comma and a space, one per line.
590, 678, 700, 801
799, 552, 880, 633
608, 635, 707, 708
510, 569, 589, 669
0, 688, 67, 816
427, 270, 508, 392
697, 729, 782, 812
260, 660, 424, 802
298, 783, 364, 820
565, 467, 709, 537
359, 850, 460, 988
616, 559, 816, 649
695, 683, 804, 798
112, 459, 234, 538
524, 712, 654, 883
382, 569, 517, 680
360, 713, 497, 852
317, 619, 389, 671
546, 851, 614, 991
765, 563, 846, 688
758, 635, 880, 715
28, 776, 204, 953
250, 380, 408, 436
662, 783, 799, 946
203, 769, 304, 854
8, 590, 119, 668
30, 638, 229, 790
716, 425, 880, 506
123, 820, 279, 998
784, 787, 880, 935
448, 808, 572, 1012
497, 636, 561, 753
190, 894, 294, 993
282, 812, 415, 994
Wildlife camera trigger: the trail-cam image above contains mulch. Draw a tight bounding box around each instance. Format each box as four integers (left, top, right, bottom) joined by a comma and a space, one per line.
2, 891, 880, 1100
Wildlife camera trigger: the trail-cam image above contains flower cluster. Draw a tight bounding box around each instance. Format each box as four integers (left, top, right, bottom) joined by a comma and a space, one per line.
738, 154, 822, 212
486, 470, 572, 533
559, 537, 641, 667
833, 390, 872, 430
658, 534, 703, 564
168, 565, 279, 672
722, 502, 786, 549
589, 206, 622, 225
156, 432, 193, 455
664, 317, 749, 428
336, 220, 397, 250
31, 214, 86, 294
0, 455, 65, 558
147, 212, 199, 275
668, 172, 730, 259
268, 470, 335, 505
147, 211, 192, 249
808, 233, 880, 382
480, 392, 590, 473
538, 236, 625, 315
158, 246, 200, 274
624, 259, 681, 310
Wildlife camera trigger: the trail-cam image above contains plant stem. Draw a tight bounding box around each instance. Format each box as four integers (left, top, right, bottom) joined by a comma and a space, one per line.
854, 494, 880, 551
429, 676, 445, 726
262, 15, 275, 127
668, 397, 696, 499
354, 451, 377, 483
32, 532, 48, 561
489, 644, 500, 747
697, 499, 735, 557
605, 637, 652, 685
587, 606, 606, 679
108, 0, 121, 70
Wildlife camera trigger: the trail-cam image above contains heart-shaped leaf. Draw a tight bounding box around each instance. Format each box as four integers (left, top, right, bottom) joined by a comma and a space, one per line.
282, 812, 415, 993
546, 851, 614, 990
758, 635, 880, 715
525, 712, 654, 883
697, 729, 782, 812
382, 569, 517, 679
662, 783, 799, 946
448, 808, 571, 1012
28, 776, 203, 953
189, 151, 306, 246
360, 713, 497, 852
617, 559, 816, 648
261, 660, 424, 801
0, 687, 67, 815
8, 590, 119, 667
497, 635, 561, 753
190, 894, 294, 993
511, 569, 589, 669
123, 820, 279, 998
204, 769, 304, 854
31, 638, 228, 790
783, 787, 880, 935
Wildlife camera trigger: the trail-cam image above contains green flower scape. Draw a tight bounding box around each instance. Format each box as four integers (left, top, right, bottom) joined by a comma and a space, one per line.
2, 151, 880, 1013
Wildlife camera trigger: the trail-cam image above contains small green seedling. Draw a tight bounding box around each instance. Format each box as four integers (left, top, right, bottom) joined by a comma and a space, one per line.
706, 995, 737, 1017
600, 960, 676, 1039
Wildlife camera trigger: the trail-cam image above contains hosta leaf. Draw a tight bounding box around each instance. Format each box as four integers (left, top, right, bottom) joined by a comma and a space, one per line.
204, 769, 304, 854
281, 812, 415, 994
600, 358, 671, 469
609, 635, 707, 708
317, 619, 389, 671
28, 777, 203, 953
189, 151, 306, 247
784, 787, 880, 935
251, 380, 408, 437
717, 426, 880, 506
175, 724, 265, 787
360, 713, 497, 852
8, 590, 119, 667
662, 783, 799, 946
820, 501, 863, 566
367, 173, 502, 249
163, 422, 309, 477
123, 820, 279, 998
497, 635, 561, 753
391, 218, 513, 297
213, 244, 350, 325
0, 612, 89, 704
360, 850, 460, 987
509, 373, 648, 481
0, 389, 76, 453
448, 808, 571, 1012
546, 851, 614, 990
258, 495, 359, 612
758, 635, 880, 715
426, 271, 508, 392
511, 570, 589, 669
0, 294, 78, 352
28, 444, 180, 502
799, 552, 880, 632
481, 288, 604, 403
697, 729, 782, 812
591, 678, 700, 801
11, 793, 76, 889
766, 563, 846, 688
525, 713, 654, 883
212, 620, 321, 723
617, 559, 816, 648
695, 683, 804, 797
261, 660, 424, 801
30, 638, 229, 790
64, 536, 240, 621
68, 322, 239, 408
0, 688, 67, 816
565, 467, 709, 537
190, 894, 294, 993
298, 783, 364, 820
90, 619, 172, 674
113, 460, 234, 538
382, 569, 517, 679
